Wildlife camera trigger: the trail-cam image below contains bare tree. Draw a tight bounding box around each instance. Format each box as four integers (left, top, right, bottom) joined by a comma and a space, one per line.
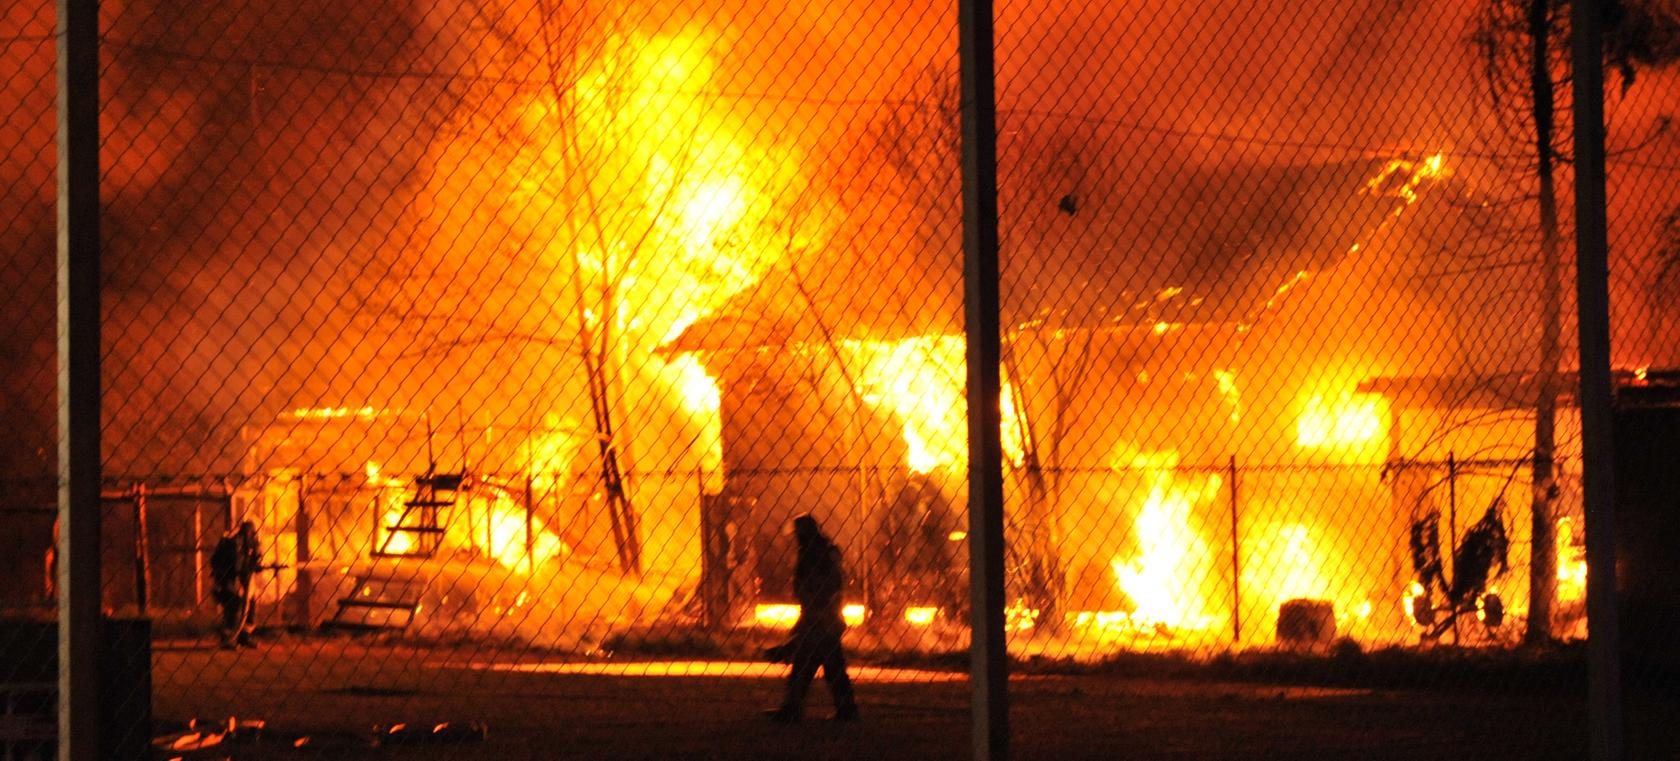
870, 67, 1107, 624
1474, 0, 1680, 643
381, 0, 787, 575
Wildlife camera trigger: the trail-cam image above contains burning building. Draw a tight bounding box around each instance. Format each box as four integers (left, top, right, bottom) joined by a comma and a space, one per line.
656, 148, 1565, 651
9, 0, 1678, 662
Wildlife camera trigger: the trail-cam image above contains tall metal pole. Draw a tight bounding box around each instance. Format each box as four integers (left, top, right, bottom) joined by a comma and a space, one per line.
56, 0, 103, 757
1568, 2, 1623, 758
958, 0, 1008, 758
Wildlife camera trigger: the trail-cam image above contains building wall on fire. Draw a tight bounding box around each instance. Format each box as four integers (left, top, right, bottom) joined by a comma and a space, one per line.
714, 349, 902, 603
694, 311, 1587, 645
234, 411, 705, 628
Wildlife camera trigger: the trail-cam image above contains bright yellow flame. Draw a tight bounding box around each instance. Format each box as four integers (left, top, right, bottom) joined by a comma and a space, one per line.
904, 607, 939, 626
1110, 449, 1221, 631
1213, 369, 1241, 424
1349, 600, 1374, 621
379, 502, 416, 556
290, 406, 380, 420
368, 462, 416, 556
373, 477, 563, 572
1296, 390, 1387, 454
1365, 154, 1448, 204
464, 29, 802, 459
666, 354, 721, 417
1402, 580, 1428, 627
659, 355, 724, 491
843, 604, 865, 627
1004, 600, 1040, 631
471, 492, 566, 572
999, 379, 1027, 468
525, 428, 581, 490
904, 423, 943, 474
671, 176, 749, 254
1556, 518, 1588, 605
1248, 523, 1337, 622
850, 337, 966, 474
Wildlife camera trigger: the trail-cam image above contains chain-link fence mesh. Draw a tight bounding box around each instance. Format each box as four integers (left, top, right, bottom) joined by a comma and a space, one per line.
4, 0, 1680, 758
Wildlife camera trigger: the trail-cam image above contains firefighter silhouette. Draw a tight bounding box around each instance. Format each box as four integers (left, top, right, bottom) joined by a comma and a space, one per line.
763, 514, 859, 722
210, 520, 263, 648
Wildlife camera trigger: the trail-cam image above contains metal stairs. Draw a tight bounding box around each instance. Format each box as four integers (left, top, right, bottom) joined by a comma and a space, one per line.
327, 472, 465, 631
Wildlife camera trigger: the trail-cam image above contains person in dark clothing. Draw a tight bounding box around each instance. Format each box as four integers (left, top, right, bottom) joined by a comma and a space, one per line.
764, 514, 859, 722
210, 520, 262, 649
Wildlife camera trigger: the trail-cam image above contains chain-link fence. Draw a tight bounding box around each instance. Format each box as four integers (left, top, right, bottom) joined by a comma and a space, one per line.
5, 0, 1680, 758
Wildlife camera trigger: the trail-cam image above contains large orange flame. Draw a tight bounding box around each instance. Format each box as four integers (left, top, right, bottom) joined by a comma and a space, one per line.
1110, 449, 1221, 631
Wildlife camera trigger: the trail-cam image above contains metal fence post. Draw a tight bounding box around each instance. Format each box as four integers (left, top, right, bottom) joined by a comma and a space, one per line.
1228, 455, 1241, 648
1568, 1, 1623, 758
134, 485, 150, 617
1448, 452, 1459, 646
959, 0, 1008, 758
56, 0, 104, 757
294, 475, 312, 629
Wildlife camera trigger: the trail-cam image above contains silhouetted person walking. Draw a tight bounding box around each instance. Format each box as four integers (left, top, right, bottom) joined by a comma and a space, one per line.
764, 514, 859, 722
211, 520, 262, 649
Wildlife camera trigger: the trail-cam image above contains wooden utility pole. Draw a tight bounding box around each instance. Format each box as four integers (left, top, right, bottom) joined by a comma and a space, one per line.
1525, 0, 1562, 646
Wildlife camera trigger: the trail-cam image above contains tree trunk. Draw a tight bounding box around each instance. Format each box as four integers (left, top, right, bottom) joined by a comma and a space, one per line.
1526, 0, 1560, 645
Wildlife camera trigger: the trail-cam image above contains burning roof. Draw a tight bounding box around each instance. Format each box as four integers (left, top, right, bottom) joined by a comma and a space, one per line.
662, 154, 1446, 354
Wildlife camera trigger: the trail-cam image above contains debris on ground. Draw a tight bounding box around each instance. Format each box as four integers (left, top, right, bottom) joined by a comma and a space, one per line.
374, 721, 490, 746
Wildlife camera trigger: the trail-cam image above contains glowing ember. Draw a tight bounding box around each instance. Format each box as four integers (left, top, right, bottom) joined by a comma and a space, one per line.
753, 604, 866, 628
903, 607, 940, 626
1005, 600, 1041, 631
290, 406, 381, 420
1364, 153, 1447, 204
754, 604, 800, 628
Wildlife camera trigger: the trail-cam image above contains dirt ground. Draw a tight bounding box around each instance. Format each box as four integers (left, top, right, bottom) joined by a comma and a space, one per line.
147, 637, 1680, 761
